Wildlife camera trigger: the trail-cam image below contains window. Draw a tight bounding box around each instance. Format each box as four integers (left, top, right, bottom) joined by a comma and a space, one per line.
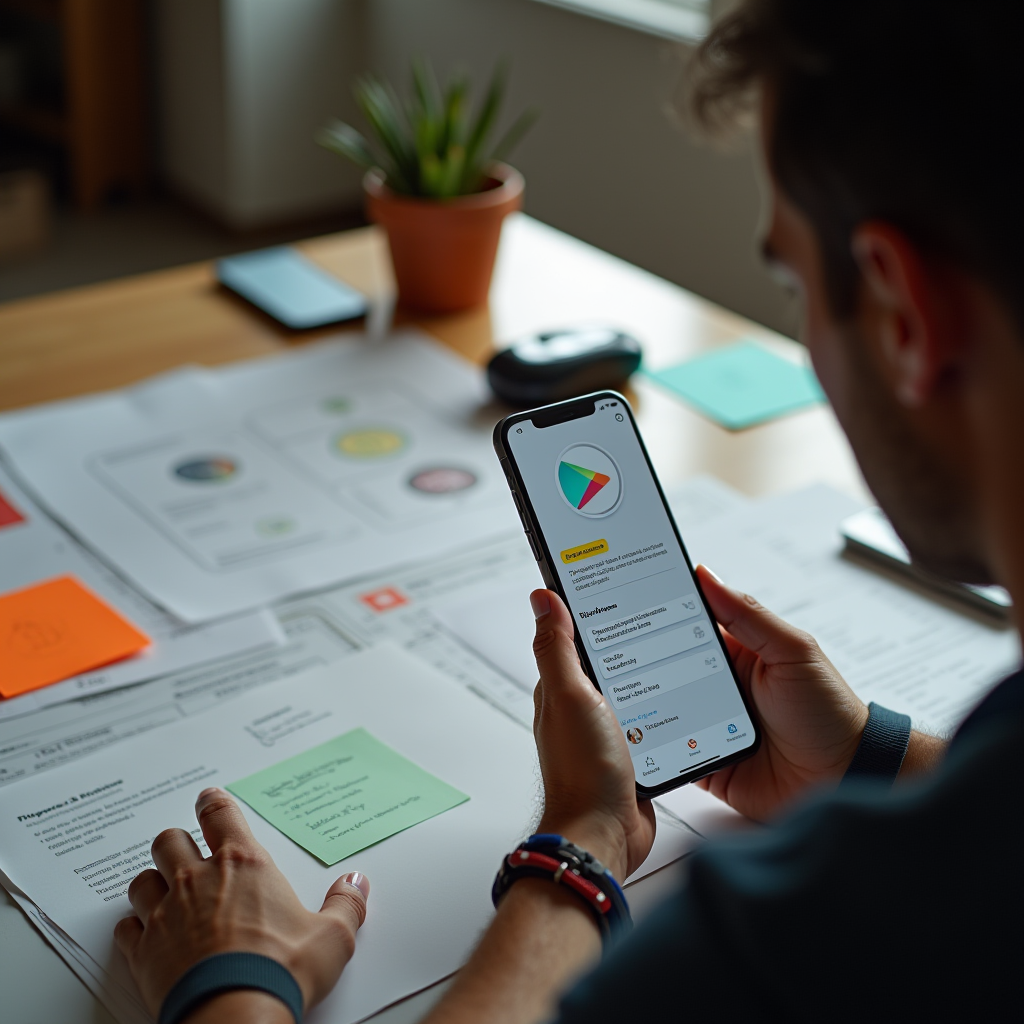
532, 0, 711, 42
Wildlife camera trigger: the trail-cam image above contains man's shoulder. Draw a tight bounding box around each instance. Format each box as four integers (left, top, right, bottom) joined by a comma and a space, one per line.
559, 676, 1024, 1022
952, 666, 1024, 747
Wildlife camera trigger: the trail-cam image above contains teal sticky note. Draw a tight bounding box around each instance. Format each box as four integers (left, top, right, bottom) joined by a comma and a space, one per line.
645, 340, 825, 430
228, 728, 469, 865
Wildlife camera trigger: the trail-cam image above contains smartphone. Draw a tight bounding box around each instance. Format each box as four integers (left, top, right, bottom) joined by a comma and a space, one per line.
217, 246, 367, 329
494, 392, 760, 796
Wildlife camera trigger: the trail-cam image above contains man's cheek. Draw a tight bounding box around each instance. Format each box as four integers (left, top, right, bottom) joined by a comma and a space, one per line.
803, 316, 847, 417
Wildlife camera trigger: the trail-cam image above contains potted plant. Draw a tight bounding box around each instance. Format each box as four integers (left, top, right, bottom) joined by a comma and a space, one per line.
319, 61, 537, 314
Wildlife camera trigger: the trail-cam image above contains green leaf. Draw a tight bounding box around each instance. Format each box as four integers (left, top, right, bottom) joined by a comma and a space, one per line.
461, 61, 506, 190
411, 58, 442, 125
356, 78, 417, 191
316, 121, 379, 170
437, 144, 466, 198
319, 58, 539, 197
420, 152, 444, 197
439, 75, 469, 155
490, 106, 539, 165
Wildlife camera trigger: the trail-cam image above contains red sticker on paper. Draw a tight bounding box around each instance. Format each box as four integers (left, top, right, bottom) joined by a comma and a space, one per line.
0, 489, 25, 530
358, 586, 409, 613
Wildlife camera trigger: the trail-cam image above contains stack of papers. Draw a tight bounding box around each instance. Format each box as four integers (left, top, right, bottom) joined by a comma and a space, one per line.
0, 331, 518, 622
0, 644, 706, 1023
0, 646, 540, 1024
0, 324, 1019, 1024
0, 464, 283, 718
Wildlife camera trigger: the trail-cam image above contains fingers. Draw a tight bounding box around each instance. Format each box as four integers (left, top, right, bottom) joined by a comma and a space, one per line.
195, 787, 260, 856
530, 589, 599, 708
319, 871, 370, 935
127, 868, 168, 926
696, 566, 815, 665
114, 914, 143, 959
151, 827, 203, 882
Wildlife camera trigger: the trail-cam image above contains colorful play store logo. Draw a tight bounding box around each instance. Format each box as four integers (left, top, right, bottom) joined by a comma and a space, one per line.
559, 462, 610, 510
556, 444, 622, 517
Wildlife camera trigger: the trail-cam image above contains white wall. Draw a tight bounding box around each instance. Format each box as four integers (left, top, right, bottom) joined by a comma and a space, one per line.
155, 0, 797, 335
155, 0, 365, 228
365, 0, 796, 335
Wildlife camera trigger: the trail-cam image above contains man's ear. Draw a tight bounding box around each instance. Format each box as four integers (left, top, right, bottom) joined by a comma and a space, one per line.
851, 222, 954, 408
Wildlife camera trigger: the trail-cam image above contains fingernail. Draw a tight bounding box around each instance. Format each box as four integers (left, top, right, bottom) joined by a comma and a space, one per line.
342, 871, 370, 898
530, 591, 551, 620
196, 787, 226, 809
701, 565, 724, 584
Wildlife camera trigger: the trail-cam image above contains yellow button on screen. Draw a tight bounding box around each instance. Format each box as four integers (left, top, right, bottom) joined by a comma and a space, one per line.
561, 539, 609, 564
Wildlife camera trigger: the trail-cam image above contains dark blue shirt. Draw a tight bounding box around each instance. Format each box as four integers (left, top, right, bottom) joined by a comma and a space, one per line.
558, 670, 1024, 1022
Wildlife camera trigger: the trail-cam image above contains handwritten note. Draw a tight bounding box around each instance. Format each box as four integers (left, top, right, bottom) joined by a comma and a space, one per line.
227, 728, 469, 865
0, 575, 150, 698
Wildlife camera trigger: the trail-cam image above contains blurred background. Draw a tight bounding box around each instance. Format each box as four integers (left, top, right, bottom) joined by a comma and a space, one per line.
0, 0, 797, 336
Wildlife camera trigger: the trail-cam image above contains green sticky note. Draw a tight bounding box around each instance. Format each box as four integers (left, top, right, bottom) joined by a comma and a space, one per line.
645, 340, 826, 430
227, 728, 469, 866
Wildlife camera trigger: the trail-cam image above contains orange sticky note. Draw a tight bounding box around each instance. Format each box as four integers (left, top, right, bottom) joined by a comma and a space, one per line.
0, 576, 150, 698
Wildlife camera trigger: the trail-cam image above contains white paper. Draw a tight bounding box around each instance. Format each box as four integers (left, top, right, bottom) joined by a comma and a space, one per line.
653, 781, 750, 840
0, 645, 542, 1024
276, 532, 543, 728
628, 805, 705, 882
684, 485, 1021, 734
0, 332, 520, 623
2, 876, 150, 1024
0, 465, 284, 718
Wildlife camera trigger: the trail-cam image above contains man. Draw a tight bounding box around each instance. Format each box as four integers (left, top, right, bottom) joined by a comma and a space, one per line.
114, 1, 1023, 1021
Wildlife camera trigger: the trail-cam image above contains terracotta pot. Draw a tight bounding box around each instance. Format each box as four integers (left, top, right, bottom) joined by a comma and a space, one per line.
364, 162, 524, 313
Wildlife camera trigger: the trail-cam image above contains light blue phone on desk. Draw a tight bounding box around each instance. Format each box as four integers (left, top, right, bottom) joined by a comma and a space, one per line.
217, 246, 368, 329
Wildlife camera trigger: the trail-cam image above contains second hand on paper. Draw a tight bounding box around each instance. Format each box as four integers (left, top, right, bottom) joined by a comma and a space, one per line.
228, 727, 469, 865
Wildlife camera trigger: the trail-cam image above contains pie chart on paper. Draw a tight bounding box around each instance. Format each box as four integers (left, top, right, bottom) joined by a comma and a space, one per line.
556, 444, 622, 517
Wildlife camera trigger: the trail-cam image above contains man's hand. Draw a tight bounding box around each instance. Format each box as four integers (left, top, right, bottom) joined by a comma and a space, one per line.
695, 565, 870, 820
530, 589, 656, 881
114, 787, 369, 1019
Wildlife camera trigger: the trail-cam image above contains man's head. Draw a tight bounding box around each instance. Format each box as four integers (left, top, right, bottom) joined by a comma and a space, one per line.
689, 1, 1023, 585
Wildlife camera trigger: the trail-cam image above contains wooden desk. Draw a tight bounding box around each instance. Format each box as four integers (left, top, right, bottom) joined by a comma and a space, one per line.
0, 214, 866, 501
0, 214, 867, 1024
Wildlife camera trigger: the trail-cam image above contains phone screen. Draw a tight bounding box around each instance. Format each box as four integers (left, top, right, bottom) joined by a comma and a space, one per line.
504, 397, 757, 792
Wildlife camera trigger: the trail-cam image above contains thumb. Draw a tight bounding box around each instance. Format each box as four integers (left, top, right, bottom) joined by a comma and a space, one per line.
530, 590, 601, 707
696, 565, 813, 664
319, 871, 369, 933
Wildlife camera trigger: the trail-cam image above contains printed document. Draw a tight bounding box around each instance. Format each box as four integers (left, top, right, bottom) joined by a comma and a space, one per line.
0, 331, 519, 623
0, 464, 283, 719
689, 485, 1020, 733
0, 645, 540, 1024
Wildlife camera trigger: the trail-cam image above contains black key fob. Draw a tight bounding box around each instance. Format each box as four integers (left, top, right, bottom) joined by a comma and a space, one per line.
487, 327, 642, 406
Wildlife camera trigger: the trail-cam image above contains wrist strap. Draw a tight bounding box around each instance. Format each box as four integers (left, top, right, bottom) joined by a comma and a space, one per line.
159, 952, 303, 1024
843, 702, 912, 787
492, 834, 631, 946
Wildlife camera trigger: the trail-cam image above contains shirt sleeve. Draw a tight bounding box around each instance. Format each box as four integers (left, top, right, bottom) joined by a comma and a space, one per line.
553, 720, 1020, 1023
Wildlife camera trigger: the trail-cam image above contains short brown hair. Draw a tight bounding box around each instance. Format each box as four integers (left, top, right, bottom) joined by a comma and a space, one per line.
688, 1, 1023, 330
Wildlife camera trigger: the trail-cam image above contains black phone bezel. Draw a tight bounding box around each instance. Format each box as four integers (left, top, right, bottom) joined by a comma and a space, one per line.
493, 390, 761, 797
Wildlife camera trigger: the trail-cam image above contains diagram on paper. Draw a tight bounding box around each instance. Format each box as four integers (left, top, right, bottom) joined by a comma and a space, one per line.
0, 333, 520, 620
247, 384, 493, 529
